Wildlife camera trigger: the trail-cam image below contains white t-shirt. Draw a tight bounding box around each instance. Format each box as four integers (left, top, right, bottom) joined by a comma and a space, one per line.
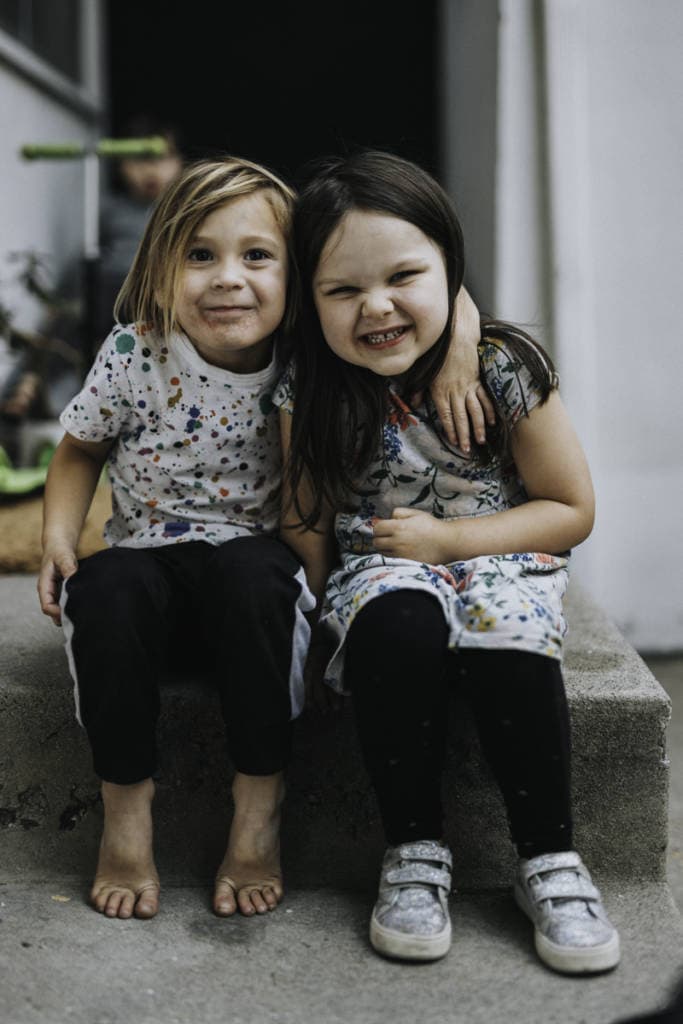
60, 323, 282, 548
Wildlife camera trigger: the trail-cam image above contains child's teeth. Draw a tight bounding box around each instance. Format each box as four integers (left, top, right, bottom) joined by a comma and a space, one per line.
365, 328, 403, 344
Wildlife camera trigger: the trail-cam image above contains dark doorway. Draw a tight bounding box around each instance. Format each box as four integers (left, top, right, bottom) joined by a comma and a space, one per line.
106, 0, 439, 183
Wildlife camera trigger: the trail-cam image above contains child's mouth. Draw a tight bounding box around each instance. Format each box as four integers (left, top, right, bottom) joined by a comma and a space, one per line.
204, 306, 252, 318
360, 327, 408, 349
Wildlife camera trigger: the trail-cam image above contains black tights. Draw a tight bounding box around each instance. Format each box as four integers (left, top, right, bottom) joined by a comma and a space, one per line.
344, 591, 573, 857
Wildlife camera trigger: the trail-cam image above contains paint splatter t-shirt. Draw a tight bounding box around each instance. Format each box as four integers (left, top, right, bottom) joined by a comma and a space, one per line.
60, 323, 282, 547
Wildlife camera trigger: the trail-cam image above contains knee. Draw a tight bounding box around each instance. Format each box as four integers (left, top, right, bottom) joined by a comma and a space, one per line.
206, 537, 301, 603
349, 591, 447, 652
64, 548, 163, 626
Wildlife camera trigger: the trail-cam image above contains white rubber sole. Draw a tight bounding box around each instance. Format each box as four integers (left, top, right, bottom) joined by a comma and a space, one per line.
370, 912, 451, 962
514, 884, 620, 974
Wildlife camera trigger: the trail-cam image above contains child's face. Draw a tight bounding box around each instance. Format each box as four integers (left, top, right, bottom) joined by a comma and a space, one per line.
313, 209, 449, 377
119, 154, 183, 202
176, 193, 287, 373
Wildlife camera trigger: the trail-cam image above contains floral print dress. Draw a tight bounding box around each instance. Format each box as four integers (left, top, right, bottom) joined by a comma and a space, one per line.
276, 340, 569, 694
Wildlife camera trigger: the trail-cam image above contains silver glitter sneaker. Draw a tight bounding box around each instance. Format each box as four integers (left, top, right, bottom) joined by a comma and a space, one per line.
370, 840, 452, 961
514, 851, 620, 974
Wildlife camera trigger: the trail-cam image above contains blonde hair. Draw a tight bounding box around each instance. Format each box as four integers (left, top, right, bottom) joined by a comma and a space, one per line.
115, 156, 297, 340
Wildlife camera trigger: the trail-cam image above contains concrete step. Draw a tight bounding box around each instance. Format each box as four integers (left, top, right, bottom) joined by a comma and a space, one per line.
0, 574, 671, 890
0, 880, 681, 1024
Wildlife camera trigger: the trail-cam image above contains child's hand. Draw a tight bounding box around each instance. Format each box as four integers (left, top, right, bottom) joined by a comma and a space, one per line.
37, 547, 78, 626
428, 375, 495, 455
373, 508, 452, 565
410, 286, 495, 452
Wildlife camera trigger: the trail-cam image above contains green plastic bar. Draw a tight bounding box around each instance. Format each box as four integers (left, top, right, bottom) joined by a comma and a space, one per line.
96, 136, 168, 157
21, 143, 86, 159
20, 136, 168, 160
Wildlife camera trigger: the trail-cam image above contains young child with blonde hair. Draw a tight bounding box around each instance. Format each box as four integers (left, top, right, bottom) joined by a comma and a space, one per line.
38, 155, 485, 921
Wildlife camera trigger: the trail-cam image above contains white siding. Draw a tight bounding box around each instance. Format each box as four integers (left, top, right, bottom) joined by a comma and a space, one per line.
442, 0, 683, 650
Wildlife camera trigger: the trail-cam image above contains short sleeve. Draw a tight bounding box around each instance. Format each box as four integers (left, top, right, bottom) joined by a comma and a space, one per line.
60, 327, 136, 441
479, 340, 545, 428
272, 359, 296, 415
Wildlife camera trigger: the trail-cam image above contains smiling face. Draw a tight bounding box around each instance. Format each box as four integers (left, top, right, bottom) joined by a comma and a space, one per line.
313, 209, 450, 377
175, 191, 288, 373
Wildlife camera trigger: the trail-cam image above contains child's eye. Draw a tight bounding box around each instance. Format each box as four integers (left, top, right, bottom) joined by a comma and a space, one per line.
326, 285, 357, 296
245, 249, 272, 262
391, 269, 419, 283
187, 248, 213, 263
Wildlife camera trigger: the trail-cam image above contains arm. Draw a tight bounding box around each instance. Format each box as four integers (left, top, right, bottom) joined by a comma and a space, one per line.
279, 410, 338, 707
373, 391, 595, 563
421, 286, 496, 452
38, 433, 112, 624
279, 410, 335, 609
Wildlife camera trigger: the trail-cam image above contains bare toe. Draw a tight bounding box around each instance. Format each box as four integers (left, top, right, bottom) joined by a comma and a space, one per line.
213, 878, 238, 917
262, 885, 279, 909
236, 887, 258, 916
119, 891, 136, 919
135, 887, 160, 919
245, 888, 269, 915
104, 890, 125, 918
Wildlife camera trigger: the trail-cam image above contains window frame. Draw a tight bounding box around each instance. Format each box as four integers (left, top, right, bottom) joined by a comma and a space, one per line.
0, 0, 103, 118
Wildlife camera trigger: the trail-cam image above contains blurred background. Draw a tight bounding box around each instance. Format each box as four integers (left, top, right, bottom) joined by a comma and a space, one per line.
0, 0, 681, 654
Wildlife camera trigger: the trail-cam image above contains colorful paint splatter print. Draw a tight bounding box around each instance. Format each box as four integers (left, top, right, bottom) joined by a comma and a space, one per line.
60, 323, 282, 547
275, 340, 569, 693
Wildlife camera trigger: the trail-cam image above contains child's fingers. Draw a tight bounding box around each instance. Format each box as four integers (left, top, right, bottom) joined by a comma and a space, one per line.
391, 507, 421, 520
37, 567, 64, 625
372, 537, 399, 558
477, 384, 497, 425
371, 518, 396, 538
464, 390, 487, 446
432, 391, 460, 450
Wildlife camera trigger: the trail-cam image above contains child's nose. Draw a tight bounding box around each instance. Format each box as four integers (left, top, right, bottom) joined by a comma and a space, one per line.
211, 260, 245, 289
361, 290, 394, 318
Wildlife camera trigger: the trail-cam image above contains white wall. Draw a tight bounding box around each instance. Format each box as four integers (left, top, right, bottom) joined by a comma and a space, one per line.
0, 67, 89, 329
0, 1, 104, 337
443, 0, 683, 651
541, 0, 683, 650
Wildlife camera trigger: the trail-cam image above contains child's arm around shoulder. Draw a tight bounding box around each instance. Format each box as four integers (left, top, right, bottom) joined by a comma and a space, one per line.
38, 433, 112, 625
278, 409, 335, 607
279, 409, 340, 709
416, 286, 496, 452
374, 390, 595, 563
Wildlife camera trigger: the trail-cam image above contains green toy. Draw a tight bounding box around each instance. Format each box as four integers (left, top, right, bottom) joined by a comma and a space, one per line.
0, 444, 53, 498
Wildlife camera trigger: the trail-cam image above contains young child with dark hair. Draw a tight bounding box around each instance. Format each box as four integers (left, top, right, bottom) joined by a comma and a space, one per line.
279, 150, 620, 973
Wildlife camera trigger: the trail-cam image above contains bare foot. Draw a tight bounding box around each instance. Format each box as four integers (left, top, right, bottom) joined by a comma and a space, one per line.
214, 771, 285, 918
90, 778, 160, 920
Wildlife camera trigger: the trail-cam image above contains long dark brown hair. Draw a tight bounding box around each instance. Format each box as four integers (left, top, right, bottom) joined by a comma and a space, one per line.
287, 150, 556, 527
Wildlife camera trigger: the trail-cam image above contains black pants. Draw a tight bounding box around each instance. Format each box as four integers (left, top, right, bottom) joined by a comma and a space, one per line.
62, 537, 310, 784
344, 591, 573, 857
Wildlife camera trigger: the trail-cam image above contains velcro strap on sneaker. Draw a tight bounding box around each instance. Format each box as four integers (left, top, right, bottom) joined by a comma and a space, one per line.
532, 876, 600, 904
520, 850, 582, 881
385, 864, 452, 891
395, 842, 453, 868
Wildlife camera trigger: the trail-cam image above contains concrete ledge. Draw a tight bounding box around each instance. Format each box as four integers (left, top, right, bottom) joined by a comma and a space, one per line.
0, 575, 671, 889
